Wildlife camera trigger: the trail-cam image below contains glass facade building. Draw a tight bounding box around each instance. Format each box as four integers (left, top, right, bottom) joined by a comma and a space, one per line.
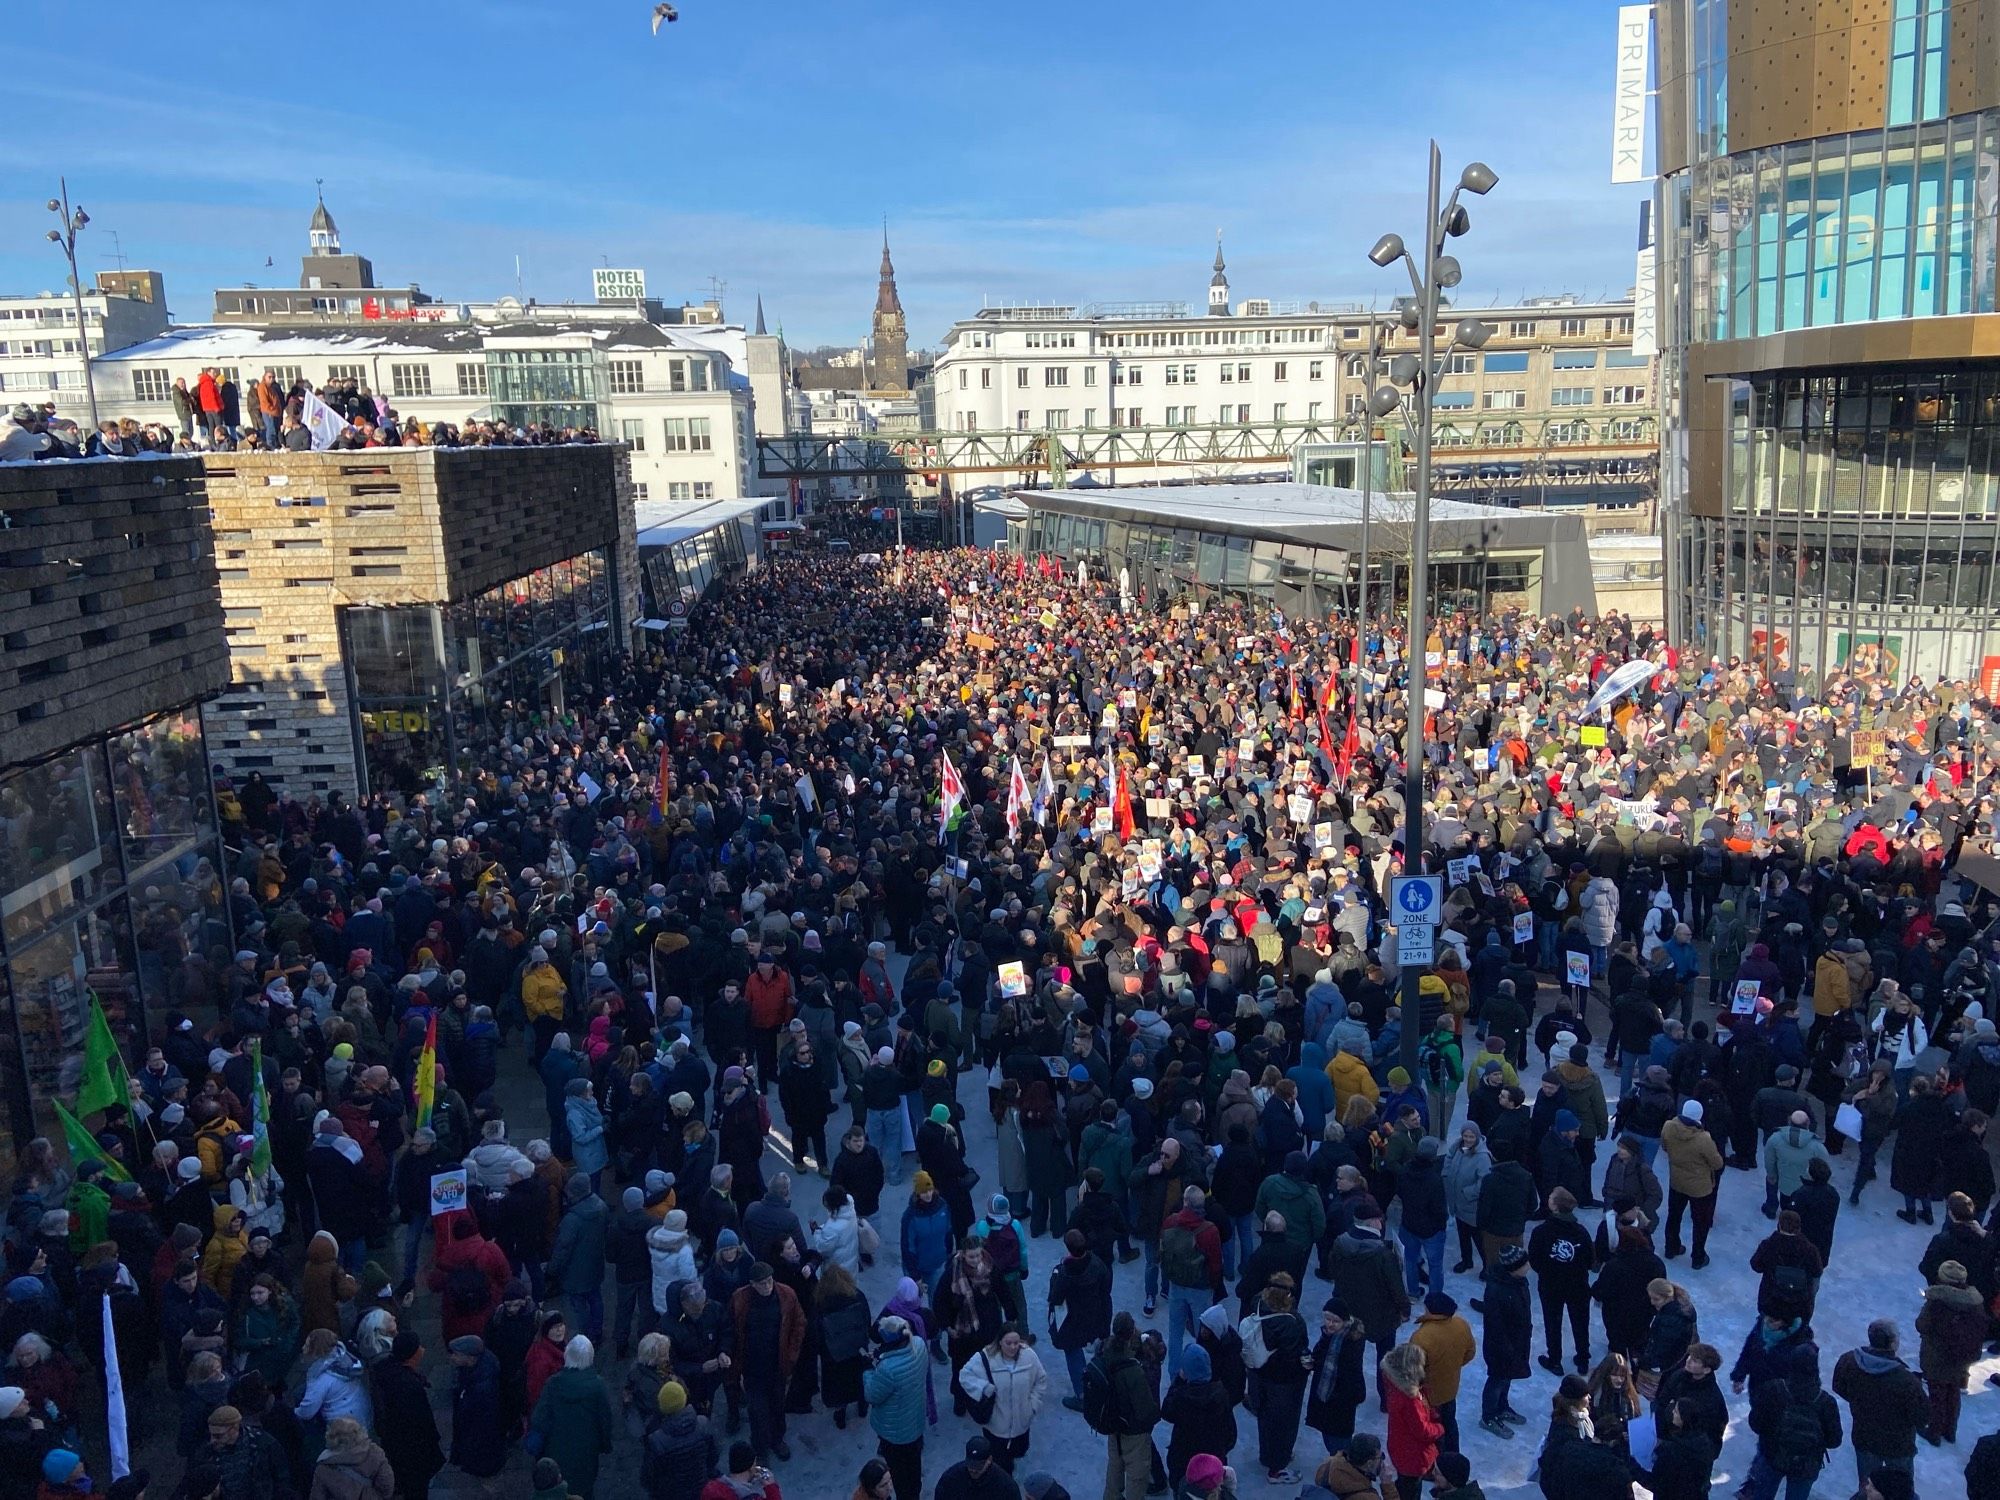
340, 548, 618, 793
0, 708, 228, 1169
1656, 0, 2000, 681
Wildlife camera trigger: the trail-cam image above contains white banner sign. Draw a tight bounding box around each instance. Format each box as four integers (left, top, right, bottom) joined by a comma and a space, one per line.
1611, 4, 1652, 184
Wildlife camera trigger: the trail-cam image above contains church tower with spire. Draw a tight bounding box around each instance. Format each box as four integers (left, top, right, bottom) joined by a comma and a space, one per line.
871, 225, 910, 391
1208, 232, 1231, 316
299, 185, 375, 291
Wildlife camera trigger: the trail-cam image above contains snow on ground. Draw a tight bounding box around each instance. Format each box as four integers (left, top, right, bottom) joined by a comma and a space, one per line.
201, 952, 1990, 1500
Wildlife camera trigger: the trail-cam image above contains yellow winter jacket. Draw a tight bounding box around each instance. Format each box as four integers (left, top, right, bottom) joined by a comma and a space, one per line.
1326, 1049, 1381, 1118
522, 963, 568, 1022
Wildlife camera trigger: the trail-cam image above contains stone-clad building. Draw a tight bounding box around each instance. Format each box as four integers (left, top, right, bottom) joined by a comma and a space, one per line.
0, 457, 232, 1161
199, 444, 638, 799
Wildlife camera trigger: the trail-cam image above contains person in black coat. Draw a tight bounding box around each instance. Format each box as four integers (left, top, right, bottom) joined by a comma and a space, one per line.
1653, 1341, 1728, 1451
305, 1125, 374, 1265
1478, 1245, 1533, 1434
1528, 1188, 1596, 1375
373, 1330, 444, 1500
1236, 1215, 1308, 1323
1645, 1394, 1720, 1500
1590, 1220, 1665, 1359
1779, 1156, 1840, 1263
1046, 1232, 1111, 1404
1162, 1341, 1237, 1479
1746, 1346, 1840, 1496
1890, 1077, 1951, 1223
448, 1338, 506, 1479
1303, 1296, 1366, 1450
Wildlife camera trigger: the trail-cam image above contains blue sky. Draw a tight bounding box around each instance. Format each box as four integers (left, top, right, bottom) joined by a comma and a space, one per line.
2, 0, 1647, 348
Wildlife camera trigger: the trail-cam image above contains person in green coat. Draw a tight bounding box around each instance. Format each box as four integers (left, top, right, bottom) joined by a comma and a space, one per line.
1251, 1154, 1325, 1255
233, 1274, 302, 1390
531, 1335, 617, 1499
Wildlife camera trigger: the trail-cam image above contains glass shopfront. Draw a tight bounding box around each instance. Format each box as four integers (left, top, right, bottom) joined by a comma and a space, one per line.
1687, 363, 2000, 682
1023, 507, 1542, 621
639, 520, 749, 616
0, 707, 227, 1172
342, 548, 619, 794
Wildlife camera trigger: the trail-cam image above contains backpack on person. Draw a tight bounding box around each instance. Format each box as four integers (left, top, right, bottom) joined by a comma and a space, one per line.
1697, 842, 1725, 881
1419, 1038, 1454, 1090
983, 1220, 1022, 1278
447, 1262, 489, 1316
1159, 1223, 1209, 1290
1080, 1351, 1128, 1434
1772, 1396, 1827, 1479
1237, 1313, 1273, 1369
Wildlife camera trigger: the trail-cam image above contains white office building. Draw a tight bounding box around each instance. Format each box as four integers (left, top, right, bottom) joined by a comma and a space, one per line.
0, 275, 171, 409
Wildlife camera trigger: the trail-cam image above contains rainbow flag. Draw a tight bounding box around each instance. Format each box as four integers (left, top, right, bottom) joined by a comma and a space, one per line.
414, 1012, 437, 1129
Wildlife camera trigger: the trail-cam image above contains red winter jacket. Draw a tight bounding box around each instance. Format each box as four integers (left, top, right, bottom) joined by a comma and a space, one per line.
197, 372, 222, 414
1385, 1379, 1443, 1480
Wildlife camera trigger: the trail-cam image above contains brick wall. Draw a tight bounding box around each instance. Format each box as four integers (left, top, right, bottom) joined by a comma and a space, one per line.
0, 457, 227, 766
198, 446, 635, 798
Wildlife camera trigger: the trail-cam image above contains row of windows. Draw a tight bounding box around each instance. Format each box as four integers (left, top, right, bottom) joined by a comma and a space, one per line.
607, 357, 712, 394
963, 348, 1647, 391
118, 358, 736, 406
1066, 315, 1633, 350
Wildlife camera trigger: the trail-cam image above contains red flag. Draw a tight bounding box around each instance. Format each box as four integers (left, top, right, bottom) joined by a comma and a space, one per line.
1015, 552, 1026, 581
1336, 716, 1360, 780
1113, 759, 1136, 843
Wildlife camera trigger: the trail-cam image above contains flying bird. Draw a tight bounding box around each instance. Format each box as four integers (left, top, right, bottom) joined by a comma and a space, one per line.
651, 3, 678, 32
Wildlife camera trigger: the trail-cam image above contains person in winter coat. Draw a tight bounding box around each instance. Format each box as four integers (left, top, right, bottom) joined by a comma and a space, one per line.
1304, 1296, 1367, 1451
641, 1381, 717, 1500
1890, 1075, 1950, 1223
1477, 1244, 1533, 1438
648, 1210, 699, 1319
1528, 1187, 1595, 1375
864, 1317, 929, 1500
432, 1210, 513, 1342
812, 1262, 873, 1430
308, 1417, 395, 1500
1046, 1229, 1112, 1402
1326, 1201, 1410, 1370
809, 1187, 863, 1277
1748, 1210, 1824, 1322
1243, 1274, 1310, 1485
956, 1326, 1048, 1472
899, 1174, 954, 1297
1252, 1153, 1325, 1259
1745, 1345, 1840, 1500
1915, 1260, 1987, 1443
1599, 1134, 1663, 1229
532, 1337, 617, 1500
1660, 1101, 1723, 1269
565, 1078, 609, 1186
294, 1331, 373, 1438
1164, 1341, 1238, 1478
447, 1336, 506, 1480
1636, 1278, 1698, 1388
1394, 1139, 1449, 1297
1236, 1212, 1309, 1324
1474, 1150, 1536, 1267
1313, 1433, 1394, 1500
1761, 1112, 1829, 1220
1406, 1291, 1474, 1451
1832, 1319, 1928, 1488
730, 1264, 806, 1460
1440, 1124, 1492, 1275
1380, 1342, 1442, 1498
372, 1331, 444, 1500
1644, 1394, 1719, 1500
1325, 1043, 1380, 1121
1289, 1044, 1337, 1140
549, 1175, 611, 1346
609, 1188, 657, 1358
1590, 1222, 1664, 1360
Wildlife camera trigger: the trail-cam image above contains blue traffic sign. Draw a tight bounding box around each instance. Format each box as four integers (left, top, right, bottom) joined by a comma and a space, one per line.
1390, 875, 1443, 922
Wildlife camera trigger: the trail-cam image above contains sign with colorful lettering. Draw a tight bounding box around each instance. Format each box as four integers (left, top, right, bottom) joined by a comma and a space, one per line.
429, 1168, 469, 1217
1565, 952, 1591, 989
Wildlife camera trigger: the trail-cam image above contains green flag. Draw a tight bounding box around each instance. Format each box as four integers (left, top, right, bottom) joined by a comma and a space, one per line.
75, 994, 130, 1118
52, 1097, 130, 1183
250, 1039, 272, 1178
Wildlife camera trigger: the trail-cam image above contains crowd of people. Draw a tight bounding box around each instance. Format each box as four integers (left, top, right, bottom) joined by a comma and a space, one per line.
0, 369, 600, 463
8, 541, 2000, 1500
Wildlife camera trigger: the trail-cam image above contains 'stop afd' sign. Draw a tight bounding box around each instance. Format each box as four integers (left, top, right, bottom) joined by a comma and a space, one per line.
593, 267, 647, 302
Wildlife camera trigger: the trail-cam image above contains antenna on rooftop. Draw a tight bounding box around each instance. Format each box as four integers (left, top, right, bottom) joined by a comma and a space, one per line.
707, 274, 728, 310
109, 231, 128, 272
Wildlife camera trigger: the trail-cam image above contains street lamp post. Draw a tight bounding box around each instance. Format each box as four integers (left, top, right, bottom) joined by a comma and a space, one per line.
1366, 140, 1498, 1078
45, 178, 99, 436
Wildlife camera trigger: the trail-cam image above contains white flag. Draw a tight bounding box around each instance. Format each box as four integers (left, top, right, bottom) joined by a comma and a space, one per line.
938, 751, 965, 844
103, 1291, 130, 1478
302, 389, 349, 451
1006, 756, 1028, 842
1581, 656, 1659, 720
1033, 753, 1056, 826
795, 771, 817, 812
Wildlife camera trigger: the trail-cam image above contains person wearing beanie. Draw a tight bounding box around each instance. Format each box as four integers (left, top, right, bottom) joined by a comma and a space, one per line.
1326, 1191, 1409, 1378
609, 1185, 655, 1360
1661, 1095, 1724, 1269
862, 1045, 905, 1186
1537, 1111, 1588, 1211
1916, 1259, 1987, 1442
1407, 1288, 1475, 1451
729, 1260, 805, 1463
1303, 1296, 1366, 1454
864, 1315, 930, 1500
40, 1450, 87, 1498
916, 1104, 975, 1239
1394, 1137, 1449, 1303
1180, 1452, 1226, 1500
448, 1334, 506, 1481
1160, 1336, 1232, 1488
1552, 1042, 1609, 1196
643, 1376, 715, 1500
